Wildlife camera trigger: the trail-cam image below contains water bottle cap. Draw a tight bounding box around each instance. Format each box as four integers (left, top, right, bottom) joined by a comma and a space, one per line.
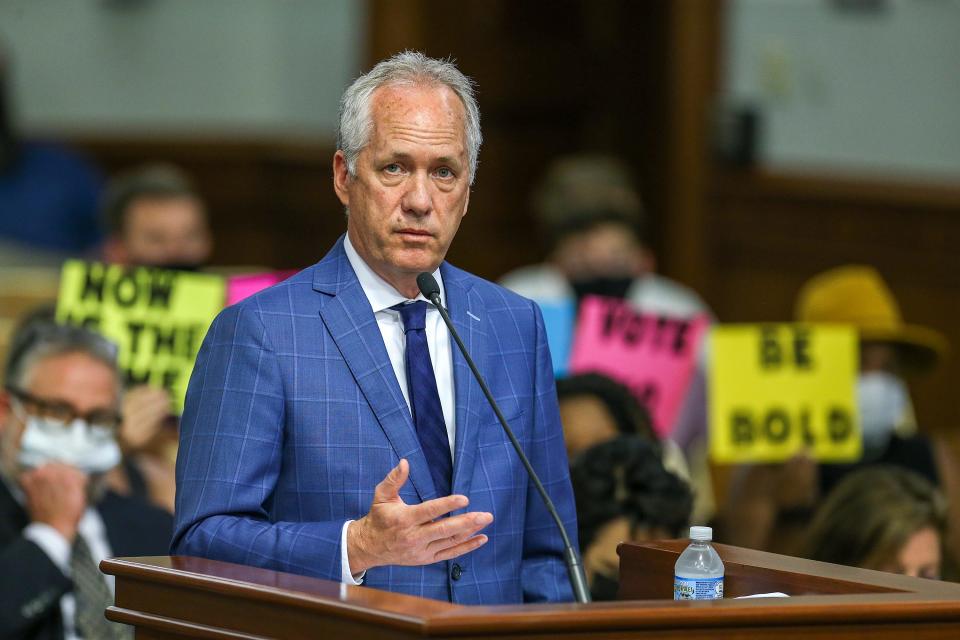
690, 526, 712, 541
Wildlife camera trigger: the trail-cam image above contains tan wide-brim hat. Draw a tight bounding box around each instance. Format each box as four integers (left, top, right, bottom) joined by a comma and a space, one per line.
795, 265, 949, 374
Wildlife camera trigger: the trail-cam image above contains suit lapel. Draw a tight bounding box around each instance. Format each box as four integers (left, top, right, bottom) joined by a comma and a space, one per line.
314, 238, 439, 503
0, 479, 29, 538
442, 265, 486, 500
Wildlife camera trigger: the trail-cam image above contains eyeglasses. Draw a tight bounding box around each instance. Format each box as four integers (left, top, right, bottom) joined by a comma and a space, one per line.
5, 386, 123, 432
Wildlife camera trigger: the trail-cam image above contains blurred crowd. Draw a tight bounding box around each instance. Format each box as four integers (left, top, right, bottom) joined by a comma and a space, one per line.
1, 40, 957, 638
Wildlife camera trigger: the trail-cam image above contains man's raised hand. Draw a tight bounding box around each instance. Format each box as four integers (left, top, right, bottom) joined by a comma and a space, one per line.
346, 459, 492, 574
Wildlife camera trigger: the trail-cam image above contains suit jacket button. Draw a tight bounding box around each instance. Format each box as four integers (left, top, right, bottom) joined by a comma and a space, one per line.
451, 563, 462, 581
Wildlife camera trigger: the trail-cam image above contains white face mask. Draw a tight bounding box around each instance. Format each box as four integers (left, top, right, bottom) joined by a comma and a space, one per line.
18, 416, 122, 474
857, 371, 909, 458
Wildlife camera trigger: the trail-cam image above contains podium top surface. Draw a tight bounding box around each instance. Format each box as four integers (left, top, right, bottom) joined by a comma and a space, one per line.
101, 542, 960, 638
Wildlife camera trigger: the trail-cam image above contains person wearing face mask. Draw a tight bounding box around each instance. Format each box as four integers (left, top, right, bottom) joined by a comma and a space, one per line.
0, 319, 172, 639
719, 265, 949, 555
500, 154, 715, 524
796, 265, 948, 496
97, 163, 214, 513
500, 154, 709, 318
100, 163, 213, 272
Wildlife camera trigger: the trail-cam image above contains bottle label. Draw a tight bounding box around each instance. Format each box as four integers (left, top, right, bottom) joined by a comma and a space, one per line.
674, 576, 724, 600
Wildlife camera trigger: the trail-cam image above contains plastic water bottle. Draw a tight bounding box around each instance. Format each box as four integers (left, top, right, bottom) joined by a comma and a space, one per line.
674, 526, 724, 600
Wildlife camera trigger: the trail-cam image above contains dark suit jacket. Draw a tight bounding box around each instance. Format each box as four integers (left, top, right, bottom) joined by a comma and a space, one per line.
0, 480, 172, 640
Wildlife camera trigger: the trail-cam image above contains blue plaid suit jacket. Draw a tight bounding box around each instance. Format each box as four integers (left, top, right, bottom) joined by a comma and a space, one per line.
172, 236, 578, 604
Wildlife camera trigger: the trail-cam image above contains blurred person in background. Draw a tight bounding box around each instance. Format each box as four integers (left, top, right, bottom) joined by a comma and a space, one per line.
799, 466, 945, 580
0, 320, 171, 639
571, 435, 693, 600
0, 40, 103, 265
502, 154, 714, 522
721, 265, 949, 555
100, 163, 212, 271
97, 162, 216, 513
557, 372, 688, 481
500, 154, 707, 317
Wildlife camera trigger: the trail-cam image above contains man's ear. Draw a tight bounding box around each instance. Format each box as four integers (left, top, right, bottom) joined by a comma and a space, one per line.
332, 150, 352, 208
461, 187, 470, 219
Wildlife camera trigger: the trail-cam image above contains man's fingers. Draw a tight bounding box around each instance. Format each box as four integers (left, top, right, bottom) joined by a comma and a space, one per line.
425, 519, 490, 551
422, 511, 493, 545
407, 493, 470, 524
373, 459, 409, 503
431, 534, 489, 563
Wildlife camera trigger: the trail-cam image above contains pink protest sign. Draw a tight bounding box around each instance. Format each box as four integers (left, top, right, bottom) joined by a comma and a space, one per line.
568, 296, 708, 438
227, 270, 297, 306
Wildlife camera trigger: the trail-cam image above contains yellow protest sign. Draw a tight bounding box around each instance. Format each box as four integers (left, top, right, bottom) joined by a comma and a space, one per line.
709, 324, 860, 464
56, 261, 226, 414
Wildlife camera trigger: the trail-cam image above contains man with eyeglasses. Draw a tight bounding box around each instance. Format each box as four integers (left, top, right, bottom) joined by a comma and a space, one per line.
0, 320, 172, 639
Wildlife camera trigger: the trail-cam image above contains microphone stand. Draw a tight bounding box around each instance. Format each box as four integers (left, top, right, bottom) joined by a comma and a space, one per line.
417, 272, 591, 604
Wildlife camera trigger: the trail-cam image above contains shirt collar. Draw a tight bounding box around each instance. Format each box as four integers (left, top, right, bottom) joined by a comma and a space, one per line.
343, 233, 445, 313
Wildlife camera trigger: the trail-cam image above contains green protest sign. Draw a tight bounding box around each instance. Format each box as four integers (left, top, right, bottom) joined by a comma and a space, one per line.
56, 261, 226, 414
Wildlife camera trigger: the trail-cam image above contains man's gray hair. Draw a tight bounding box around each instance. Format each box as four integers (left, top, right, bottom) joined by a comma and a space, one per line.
4, 317, 119, 393
337, 51, 482, 184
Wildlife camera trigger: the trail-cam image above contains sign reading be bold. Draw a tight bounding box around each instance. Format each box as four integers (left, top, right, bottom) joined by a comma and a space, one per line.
56, 261, 226, 414
709, 324, 861, 463
569, 296, 708, 437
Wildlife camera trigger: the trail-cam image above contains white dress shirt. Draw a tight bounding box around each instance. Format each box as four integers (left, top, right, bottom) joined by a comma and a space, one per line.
338, 234, 456, 584
22, 507, 114, 640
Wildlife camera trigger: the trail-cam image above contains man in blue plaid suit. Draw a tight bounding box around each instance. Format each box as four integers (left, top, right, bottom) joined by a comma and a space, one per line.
172, 52, 578, 604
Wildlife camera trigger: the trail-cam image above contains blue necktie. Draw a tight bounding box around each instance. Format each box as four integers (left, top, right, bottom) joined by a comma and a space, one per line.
394, 301, 452, 497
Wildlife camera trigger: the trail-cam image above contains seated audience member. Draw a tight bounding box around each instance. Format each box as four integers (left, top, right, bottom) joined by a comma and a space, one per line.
571, 436, 693, 600
720, 265, 949, 554
500, 153, 708, 317
800, 466, 946, 579
98, 162, 214, 512
557, 373, 655, 457
101, 163, 212, 271
0, 320, 171, 638
557, 373, 689, 481
503, 154, 714, 519
0, 42, 103, 264
7, 306, 176, 513
798, 265, 947, 494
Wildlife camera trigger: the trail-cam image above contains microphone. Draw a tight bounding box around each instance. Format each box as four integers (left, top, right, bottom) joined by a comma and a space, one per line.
417, 272, 591, 604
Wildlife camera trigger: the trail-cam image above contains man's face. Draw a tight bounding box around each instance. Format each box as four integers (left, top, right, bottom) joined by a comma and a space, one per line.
0, 352, 119, 475
120, 196, 212, 268
333, 84, 471, 292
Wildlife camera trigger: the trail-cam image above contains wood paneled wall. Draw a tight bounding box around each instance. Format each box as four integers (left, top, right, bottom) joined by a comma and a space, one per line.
70, 138, 344, 271
66, 1, 960, 431
707, 169, 960, 430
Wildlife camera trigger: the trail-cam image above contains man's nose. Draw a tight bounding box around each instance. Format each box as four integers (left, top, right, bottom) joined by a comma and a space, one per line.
401, 172, 432, 216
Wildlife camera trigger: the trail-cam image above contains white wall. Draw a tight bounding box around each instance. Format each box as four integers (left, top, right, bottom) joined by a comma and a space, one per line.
0, 0, 366, 139
724, 0, 960, 179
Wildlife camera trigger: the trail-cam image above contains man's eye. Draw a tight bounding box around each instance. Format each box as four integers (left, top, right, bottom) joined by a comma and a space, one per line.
435, 167, 453, 179
384, 163, 402, 174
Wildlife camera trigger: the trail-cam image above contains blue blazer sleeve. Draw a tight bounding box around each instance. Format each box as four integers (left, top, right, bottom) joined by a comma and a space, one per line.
171, 301, 344, 581
521, 301, 579, 603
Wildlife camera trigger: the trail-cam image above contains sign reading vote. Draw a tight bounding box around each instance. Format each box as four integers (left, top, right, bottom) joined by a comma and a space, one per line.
56, 261, 226, 414
709, 324, 861, 464
568, 296, 708, 437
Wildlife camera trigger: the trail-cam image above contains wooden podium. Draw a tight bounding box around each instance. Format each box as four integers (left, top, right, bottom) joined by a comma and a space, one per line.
101, 541, 960, 639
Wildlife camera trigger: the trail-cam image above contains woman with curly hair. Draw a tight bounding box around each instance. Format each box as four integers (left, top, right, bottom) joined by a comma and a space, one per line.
571, 435, 693, 600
